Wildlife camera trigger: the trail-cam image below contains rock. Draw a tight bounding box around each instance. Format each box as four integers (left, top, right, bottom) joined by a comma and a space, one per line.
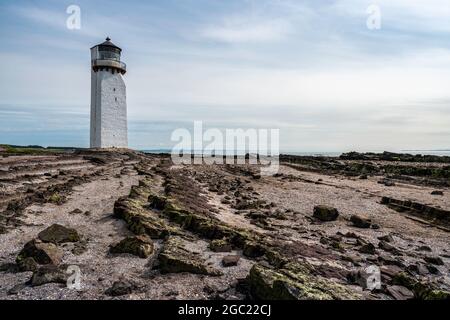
222, 255, 240, 267
247, 263, 360, 300
0, 262, 19, 273
380, 265, 403, 280
72, 240, 88, 256
105, 280, 137, 297
378, 234, 394, 243
341, 254, 363, 265
406, 263, 429, 276
359, 175, 368, 180
386, 285, 414, 300
313, 206, 339, 222
7, 283, 26, 295
243, 241, 266, 258
69, 208, 83, 214
378, 254, 404, 267
110, 235, 154, 258
38, 224, 80, 244
320, 236, 344, 252
416, 245, 432, 252
209, 239, 232, 253
17, 257, 38, 272
378, 179, 395, 187
423, 256, 444, 266
426, 264, 440, 275
392, 272, 450, 300
158, 237, 222, 276
359, 243, 376, 255
350, 215, 372, 229
17, 239, 62, 267
379, 241, 401, 255
431, 190, 444, 196
30, 265, 67, 287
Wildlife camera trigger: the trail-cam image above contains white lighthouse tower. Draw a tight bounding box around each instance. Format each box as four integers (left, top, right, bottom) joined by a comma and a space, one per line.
90, 37, 128, 148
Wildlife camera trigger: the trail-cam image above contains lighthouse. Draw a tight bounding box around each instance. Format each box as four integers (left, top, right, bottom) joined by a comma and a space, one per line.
90, 37, 128, 148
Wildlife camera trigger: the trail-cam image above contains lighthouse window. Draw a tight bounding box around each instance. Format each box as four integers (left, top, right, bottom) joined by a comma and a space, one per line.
115, 97, 118, 102
113, 88, 116, 92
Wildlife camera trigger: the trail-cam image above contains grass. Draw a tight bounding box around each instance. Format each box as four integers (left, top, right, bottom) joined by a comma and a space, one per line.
0, 144, 68, 155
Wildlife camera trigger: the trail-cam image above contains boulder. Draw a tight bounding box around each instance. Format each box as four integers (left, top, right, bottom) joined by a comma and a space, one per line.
350, 215, 372, 229
30, 265, 67, 287
313, 206, 339, 222
110, 235, 154, 258
222, 255, 240, 267
17, 239, 62, 267
38, 224, 80, 244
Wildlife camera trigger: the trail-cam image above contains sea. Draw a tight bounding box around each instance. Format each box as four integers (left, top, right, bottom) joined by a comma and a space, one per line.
141, 150, 450, 157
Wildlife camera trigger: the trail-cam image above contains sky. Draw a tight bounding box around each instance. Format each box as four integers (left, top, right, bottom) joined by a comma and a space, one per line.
0, 0, 450, 152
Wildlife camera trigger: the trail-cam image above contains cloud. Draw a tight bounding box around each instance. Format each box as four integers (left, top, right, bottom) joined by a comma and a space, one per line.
1, 0, 450, 150
199, 17, 292, 43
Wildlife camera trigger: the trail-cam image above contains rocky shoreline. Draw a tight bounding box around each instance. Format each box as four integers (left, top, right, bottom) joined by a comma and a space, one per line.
0, 149, 449, 300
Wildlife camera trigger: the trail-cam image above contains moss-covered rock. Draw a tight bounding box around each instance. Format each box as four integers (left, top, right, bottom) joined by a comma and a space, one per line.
47, 192, 64, 205
110, 235, 154, 258
148, 194, 168, 210
113, 197, 172, 239
16, 239, 62, 267
247, 263, 360, 300
38, 224, 80, 244
392, 272, 450, 300
30, 265, 68, 287
158, 237, 222, 276
243, 241, 266, 258
17, 257, 38, 272
209, 239, 232, 252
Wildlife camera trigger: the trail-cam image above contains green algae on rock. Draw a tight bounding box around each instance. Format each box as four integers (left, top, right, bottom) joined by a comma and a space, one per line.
16, 239, 62, 267
38, 224, 80, 244
110, 235, 154, 258
158, 237, 222, 276
247, 263, 361, 300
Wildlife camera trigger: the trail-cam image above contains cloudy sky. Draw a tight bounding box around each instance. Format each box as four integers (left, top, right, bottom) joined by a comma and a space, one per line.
1, 0, 450, 152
